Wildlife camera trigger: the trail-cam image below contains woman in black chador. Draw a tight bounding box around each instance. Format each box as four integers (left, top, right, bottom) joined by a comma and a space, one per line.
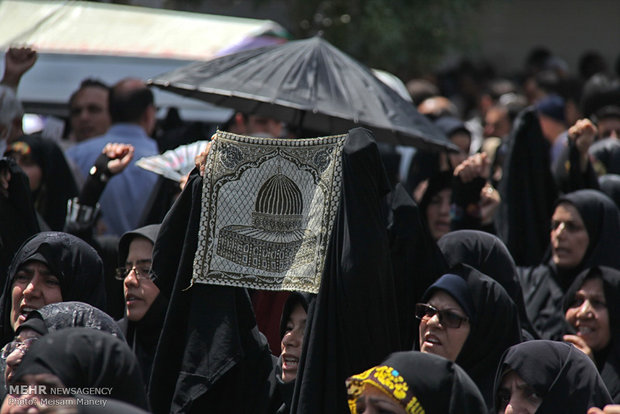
494, 340, 612, 413
563, 266, 620, 402
518, 189, 620, 340
416, 264, 521, 410
0, 232, 107, 346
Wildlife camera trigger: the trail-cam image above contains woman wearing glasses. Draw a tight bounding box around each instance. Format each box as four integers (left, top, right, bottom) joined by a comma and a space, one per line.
416, 264, 521, 410
116, 224, 164, 388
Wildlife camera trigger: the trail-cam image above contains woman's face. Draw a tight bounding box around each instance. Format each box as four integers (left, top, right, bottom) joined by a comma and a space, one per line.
426, 188, 452, 241
496, 370, 543, 414
9, 261, 63, 331
352, 383, 407, 414
419, 291, 470, 362
551, 203, 589, 269
565, 277, 611, 352
280, 303, 307, 383
14, 154, 42, 192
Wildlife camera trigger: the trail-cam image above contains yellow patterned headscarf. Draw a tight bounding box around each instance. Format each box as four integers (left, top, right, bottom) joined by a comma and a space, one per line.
346, 365, 425, 414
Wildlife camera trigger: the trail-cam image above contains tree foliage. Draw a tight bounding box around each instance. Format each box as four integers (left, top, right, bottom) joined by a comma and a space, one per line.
282, 0, 486, 80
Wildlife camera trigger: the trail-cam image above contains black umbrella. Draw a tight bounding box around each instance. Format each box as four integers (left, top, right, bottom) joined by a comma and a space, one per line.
149, 36, 455, 151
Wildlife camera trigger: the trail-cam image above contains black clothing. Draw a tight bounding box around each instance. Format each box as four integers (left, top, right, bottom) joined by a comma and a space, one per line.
563, 266, 620, 402
494, 340, 612, 413
599, 174, 620, 210
118, 292, 166, 388
386, 183, 447, 349
519, 189, 620, 340
13, 327, 148, 410
269, 292, 312, 414
590, 137, 620, 175
23, 301, 123, 339
290, 128, 402, 414
437, 230, 536, 338
0, 232, 107, 346
553, 139, 599, 194
0, 157, 39, 284
6, 134, 78, 231
149, 128, 403, 413
347, 351, 487, 414
421, 264, 522, 410
147, 167, 274, 413
496, 107, 558, 266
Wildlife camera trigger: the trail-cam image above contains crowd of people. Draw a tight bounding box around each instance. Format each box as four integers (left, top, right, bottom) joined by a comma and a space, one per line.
0, 40, 619, 414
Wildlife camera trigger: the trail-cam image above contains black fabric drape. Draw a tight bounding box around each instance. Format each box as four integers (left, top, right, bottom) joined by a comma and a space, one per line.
290, 128, 402, 414
0, 232, 107, 346
563, 266, 620, 403
496, 107, 558, 266
553, 139, 599, 194
493, 340, 612, 413
599, 174, 620, 209
147, 164, 274, 413
25, 301, 123, 338
118, 292, 166, 388
13, 327, 148, 410
437, 230, 536, 339
0, 158, 40, 286
386, 183, 447, 349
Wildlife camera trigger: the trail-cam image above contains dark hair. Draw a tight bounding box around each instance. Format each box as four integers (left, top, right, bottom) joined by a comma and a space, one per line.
68, 78, 110, 107
109, 80, 154, 124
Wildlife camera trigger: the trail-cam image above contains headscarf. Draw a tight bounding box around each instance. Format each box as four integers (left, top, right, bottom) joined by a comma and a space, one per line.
346, 351, 486, 414
272, 292, 313, 414
12, 327, 148, 410
116, 224, 163, 388
118, 224, 161, 269
417, 170, 452, 218
496, 107, 557, 267
386, 183, 448, 351
0, 232, 107, 345
420, 264, 521, 409
563, 266, 620, 402
20, 301, 124, 339
494, 340, 612, 413
598, 174, 620, 211
553, 189, 620, 284
278, 292, 311, 340
520, 190, 620, 340
438, 230, 536, 338
5, 134, 78, 231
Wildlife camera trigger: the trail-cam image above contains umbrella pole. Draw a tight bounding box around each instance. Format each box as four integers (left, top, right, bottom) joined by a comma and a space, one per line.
295, 110, 306, 138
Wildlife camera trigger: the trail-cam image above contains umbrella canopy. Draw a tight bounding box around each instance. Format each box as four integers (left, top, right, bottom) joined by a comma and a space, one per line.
149, 36, 454, 151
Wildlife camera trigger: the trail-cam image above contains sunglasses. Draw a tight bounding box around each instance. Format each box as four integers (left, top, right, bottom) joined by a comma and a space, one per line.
415, 303, 469, 328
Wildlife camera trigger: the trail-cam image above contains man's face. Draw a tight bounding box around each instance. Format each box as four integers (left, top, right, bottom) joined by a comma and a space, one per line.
69, 87, 111, 141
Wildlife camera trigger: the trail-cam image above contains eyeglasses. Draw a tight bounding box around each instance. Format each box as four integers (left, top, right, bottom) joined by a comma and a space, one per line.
415, 303, 469, 329
114, 264, 152, 281
1, 337, 38, 359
